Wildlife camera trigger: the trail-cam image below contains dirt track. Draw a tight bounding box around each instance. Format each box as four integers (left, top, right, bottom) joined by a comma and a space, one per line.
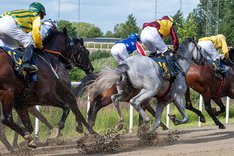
1, 124, 234, 156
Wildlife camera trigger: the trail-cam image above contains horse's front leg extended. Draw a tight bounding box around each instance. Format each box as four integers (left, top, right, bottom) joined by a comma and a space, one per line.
203, 97, 225, 129
49, 104, 70, 139
170, 96, 188, 125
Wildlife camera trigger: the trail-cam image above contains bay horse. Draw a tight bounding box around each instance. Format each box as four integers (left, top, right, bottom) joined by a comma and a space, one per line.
185, 47, 234, 129
88, 38, 203, 133
0, 28, 95, 148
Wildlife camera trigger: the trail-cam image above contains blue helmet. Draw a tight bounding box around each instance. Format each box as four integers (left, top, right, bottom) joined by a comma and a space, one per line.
128, 32, 140, 41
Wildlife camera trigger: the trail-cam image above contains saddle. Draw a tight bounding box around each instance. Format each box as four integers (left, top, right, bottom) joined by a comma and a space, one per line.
207, 59, 228, 78
0, 46, 37, 82
150, 56, 179, 81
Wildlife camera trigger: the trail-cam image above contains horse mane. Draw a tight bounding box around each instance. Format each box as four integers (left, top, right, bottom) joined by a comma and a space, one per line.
43, 30, 62, 46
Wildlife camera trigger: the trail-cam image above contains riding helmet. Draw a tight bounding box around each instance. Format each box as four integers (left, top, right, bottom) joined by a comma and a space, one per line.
29, 2, 46, 15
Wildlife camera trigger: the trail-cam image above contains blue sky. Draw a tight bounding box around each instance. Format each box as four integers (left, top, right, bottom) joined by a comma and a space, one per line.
0, 0, 200, 33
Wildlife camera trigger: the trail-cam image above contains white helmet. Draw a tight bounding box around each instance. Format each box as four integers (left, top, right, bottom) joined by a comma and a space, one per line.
43, 19, 58, 29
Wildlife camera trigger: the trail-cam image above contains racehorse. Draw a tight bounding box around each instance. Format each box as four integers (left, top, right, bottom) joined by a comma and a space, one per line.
0, 28, 95, 148
88, 38, 203, 132
185, 47, 234, 129
74, 74, 168, 131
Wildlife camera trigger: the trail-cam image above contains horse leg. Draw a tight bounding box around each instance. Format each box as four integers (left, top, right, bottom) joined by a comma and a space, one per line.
111, 93, 124, 131
0, 122, 14, 152
203, 97, 225, 129
142, 100, 168, 130
170, 96, 188, 125
0, 101, 36, 148
88, 97, 112, 127
28, 107, 53, 130
130, 89, 156, 132
49, 104, 70, 139
151, 102, 166, 132
65, 93, 96, 134
185, 87, 206, 123
12, 117, 21, 148
15, 108, 33, 133
212, 98, 226, 116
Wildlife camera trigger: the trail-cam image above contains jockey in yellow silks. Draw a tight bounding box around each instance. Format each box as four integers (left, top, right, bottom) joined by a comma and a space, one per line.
198, 34, 228, 73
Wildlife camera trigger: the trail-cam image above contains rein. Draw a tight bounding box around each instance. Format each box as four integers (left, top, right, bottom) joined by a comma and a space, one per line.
44, 48, 62, 55
44, 48, 71, 65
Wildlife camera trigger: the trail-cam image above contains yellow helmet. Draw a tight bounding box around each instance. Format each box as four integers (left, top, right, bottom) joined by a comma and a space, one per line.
217, 34, 226, 41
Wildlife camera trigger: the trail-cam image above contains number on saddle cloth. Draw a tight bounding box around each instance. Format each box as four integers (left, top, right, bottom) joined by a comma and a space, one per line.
0, 46, 37, 81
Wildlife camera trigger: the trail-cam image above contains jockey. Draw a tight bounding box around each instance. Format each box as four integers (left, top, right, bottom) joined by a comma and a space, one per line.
141, 16, 179, 79
198, 34, 228, 73
111, 32, 146, 64
0, 2, 46, 72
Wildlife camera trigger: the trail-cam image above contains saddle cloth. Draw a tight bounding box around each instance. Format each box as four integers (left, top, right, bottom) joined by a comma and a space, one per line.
0, 46, 37, 81
150, 57, 176, 80
0, 46, 22, 66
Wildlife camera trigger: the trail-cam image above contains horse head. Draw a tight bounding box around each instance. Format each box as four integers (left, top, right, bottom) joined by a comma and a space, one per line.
178, 38, 204, 64
70, 38, 94, 74
42, 27, 94, 74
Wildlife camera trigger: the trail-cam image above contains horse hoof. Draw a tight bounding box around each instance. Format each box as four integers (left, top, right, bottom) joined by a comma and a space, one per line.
49, 128, 60, 139
200, 117, 206, 123
168, 114, 176, 121
76, 126, 84, 133
219, 125, 226, 129
28, 139, 37, 149
115, 123, 124, 131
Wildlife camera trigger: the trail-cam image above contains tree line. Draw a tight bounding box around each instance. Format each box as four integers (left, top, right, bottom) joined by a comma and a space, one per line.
58, 0, 233, 45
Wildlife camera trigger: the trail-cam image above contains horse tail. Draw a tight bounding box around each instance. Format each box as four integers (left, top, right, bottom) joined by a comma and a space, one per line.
73, 73, 99, 97
88, 64, 129, 99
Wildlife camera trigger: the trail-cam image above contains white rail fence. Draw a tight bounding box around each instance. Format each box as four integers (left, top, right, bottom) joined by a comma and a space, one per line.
35, 82, 231, 135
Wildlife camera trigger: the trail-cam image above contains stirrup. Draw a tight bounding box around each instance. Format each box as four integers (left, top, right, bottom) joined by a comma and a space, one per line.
22, 64, 38, 73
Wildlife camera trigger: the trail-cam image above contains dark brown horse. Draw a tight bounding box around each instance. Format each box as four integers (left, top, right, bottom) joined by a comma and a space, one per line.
185, 47, 234, 129
0, 28, 95, 148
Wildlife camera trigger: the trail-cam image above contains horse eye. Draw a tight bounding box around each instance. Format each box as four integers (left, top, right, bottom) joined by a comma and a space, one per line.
70, 42, 74, 46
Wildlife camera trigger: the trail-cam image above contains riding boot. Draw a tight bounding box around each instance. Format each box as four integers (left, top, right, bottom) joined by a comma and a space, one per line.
21, 45, 38, 72
149, 52, 157, 57
163, 51, 177, 80
215, 59, 225, 73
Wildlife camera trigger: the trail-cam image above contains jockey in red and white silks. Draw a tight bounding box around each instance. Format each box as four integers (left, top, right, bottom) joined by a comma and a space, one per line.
111, 32, 146, 64
140, 16, 179, 56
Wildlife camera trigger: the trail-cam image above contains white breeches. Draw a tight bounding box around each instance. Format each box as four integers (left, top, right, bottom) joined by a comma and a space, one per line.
0, 16, 33, 49
198, 40, 219, 60
140, 26, 168, 54
111, 43, 129, 64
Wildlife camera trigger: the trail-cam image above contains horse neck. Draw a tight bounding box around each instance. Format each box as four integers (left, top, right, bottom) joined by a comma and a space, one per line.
176, 53, 192, 75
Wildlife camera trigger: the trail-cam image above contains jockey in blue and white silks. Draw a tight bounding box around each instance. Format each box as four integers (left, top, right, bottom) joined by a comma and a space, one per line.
111, 32, 146, 64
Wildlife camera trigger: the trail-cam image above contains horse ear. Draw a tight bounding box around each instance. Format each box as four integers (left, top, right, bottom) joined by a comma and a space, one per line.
80, 38, 84, 46
63, 27, 68, 36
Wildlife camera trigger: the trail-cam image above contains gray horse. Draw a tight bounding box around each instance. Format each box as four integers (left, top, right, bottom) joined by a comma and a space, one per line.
89, 38, 203, 132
